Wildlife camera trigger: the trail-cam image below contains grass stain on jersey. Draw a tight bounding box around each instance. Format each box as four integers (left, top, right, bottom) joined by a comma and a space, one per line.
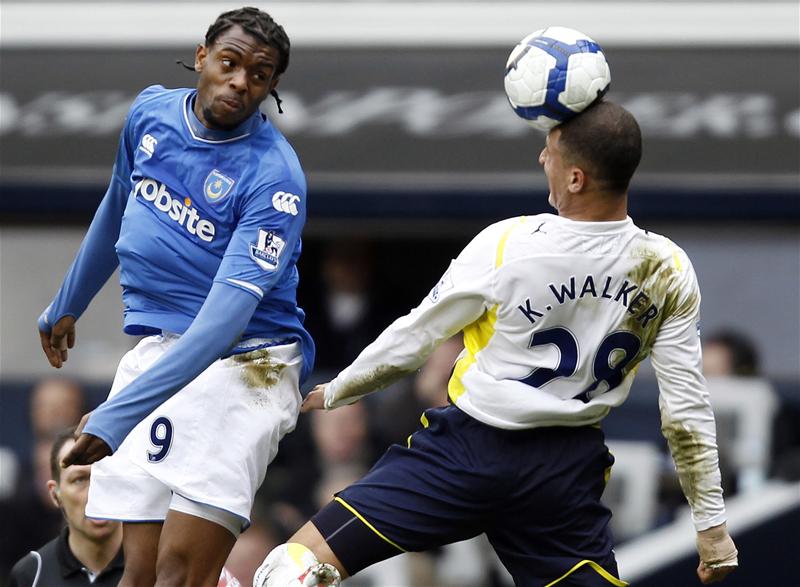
333, 364, 413, 403
620, 249, 698, 378
661, 421, 717, 510
232, 349, 286, 403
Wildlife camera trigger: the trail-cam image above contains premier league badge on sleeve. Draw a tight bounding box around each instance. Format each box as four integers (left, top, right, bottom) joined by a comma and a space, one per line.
428, 267, 454, 303
250, 228, 286, 271
204, 169, 235, 203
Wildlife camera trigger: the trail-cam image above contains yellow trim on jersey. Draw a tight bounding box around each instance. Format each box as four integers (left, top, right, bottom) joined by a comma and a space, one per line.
449, 217, 525, 404
495, 216, 527, 269
334, 497, 407, 553
448, 305, 498, 404
672, 250, 683, 272
406, 434, 412, 448
544, 560, 628, 587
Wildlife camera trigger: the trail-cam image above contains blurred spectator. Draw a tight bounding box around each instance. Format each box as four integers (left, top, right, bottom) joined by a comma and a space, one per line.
30, 377, 85, 439
313, 464, 368, 511
702, 329, 760, 376
302, 240, 388, 373
311, 402, 372, 470
0, 378, 86, 577
7, 427, 124, 586
702, 329, 778, 493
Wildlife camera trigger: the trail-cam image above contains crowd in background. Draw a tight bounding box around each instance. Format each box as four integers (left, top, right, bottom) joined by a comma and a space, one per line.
2, 238, 799, 586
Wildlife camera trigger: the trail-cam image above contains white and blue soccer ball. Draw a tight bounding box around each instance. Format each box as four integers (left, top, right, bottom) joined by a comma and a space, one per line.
504, 26, 611, 131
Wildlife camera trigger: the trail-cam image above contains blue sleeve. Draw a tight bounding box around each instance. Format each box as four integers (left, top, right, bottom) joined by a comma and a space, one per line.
37, 123, 134, 332
83, 281, 259, 452
214, 180, 306, 300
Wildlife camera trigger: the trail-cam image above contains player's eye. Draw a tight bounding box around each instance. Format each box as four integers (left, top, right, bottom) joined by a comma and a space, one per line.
252, 72, 268, 82
221, 58, 234, 68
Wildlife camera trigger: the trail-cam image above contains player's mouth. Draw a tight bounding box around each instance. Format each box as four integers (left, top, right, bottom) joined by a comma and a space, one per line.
218, 96, 245, 113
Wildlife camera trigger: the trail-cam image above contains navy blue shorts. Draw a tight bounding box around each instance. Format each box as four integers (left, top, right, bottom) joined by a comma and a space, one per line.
329, 405, 625, 586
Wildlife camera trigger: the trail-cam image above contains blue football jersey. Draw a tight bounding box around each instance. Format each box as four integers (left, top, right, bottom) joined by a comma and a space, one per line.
113, 85, 313, 371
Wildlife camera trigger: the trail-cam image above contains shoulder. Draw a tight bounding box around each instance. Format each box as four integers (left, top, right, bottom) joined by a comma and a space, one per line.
250, 123, 306, 194
633, 227, 697, 278
8, 550, 42, 586
467, 214, 553, 268
453, 216, 529, 270
127, 85, 188, 124
132, 85, 185, 108
472, 216, 531, 247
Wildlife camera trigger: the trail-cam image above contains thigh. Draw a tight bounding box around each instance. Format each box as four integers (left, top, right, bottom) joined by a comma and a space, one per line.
155, 510, 237, 587
119, 522, 162, 587
332, 407, 494, 558
487, 427, 623, 587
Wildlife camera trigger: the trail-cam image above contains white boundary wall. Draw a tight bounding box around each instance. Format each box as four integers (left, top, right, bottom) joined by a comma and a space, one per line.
2, 2, 799, 48
616, 481, 800, 581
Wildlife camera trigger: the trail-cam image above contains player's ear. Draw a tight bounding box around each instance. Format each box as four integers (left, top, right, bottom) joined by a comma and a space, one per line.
195, 44, 207, 72
568, 167, 585, 193
47, 480, 60, 508
269, 75, 281, 93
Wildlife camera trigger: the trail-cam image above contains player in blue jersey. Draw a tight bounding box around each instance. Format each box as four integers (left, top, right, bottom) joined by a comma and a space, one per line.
37, 7, 322, 587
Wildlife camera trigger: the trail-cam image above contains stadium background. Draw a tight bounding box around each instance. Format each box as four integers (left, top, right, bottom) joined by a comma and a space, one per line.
1, 1, 798, 585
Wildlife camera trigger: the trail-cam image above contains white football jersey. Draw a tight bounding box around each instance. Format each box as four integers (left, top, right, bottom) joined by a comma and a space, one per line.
326, 213, 725, 530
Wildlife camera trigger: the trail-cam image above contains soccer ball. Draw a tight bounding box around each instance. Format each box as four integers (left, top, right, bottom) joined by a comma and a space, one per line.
504, 26, 611, 131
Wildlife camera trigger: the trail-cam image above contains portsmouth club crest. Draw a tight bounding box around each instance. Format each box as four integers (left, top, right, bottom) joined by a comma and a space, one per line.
204, 169, 235, 203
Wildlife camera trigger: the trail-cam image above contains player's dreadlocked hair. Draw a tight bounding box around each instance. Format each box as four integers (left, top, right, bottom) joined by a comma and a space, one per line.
179, 7, 291, 112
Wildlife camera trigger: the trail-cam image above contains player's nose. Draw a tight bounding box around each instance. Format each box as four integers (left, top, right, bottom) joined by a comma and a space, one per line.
228, 69, 248, 92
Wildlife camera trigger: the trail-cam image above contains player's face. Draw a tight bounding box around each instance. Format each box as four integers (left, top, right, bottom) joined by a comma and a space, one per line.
194, 25, 282, 130
538, 129, 571, 211
52, 440, 120, 542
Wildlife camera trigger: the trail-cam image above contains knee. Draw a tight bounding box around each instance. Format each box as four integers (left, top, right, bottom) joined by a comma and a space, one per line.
254, 543, 342, 587
118, 555, 158, 587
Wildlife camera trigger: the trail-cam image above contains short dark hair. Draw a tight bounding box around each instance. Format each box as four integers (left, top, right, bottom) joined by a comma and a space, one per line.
205, 7, 291, 75
557, 100, 642, 193
50, 426, 77, 483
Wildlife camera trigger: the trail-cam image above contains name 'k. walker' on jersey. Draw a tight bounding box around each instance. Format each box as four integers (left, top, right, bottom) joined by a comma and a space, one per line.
112, 85, 313, 370
325, 213, 725, 530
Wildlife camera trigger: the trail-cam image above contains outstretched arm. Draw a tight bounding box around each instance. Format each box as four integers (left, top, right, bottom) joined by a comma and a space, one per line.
318, 219, 521, 410
38, 126, 133, 367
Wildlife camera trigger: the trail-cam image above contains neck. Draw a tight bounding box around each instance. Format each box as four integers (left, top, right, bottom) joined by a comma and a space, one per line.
68, 527, 122, 575
558, 191, 628, 222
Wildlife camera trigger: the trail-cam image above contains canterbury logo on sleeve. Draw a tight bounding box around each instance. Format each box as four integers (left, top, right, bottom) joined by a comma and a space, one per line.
272, 191, 300, 215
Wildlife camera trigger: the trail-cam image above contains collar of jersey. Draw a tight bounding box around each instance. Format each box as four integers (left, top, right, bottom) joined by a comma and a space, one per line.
182, 92, 263, 143
549, 214, 633, 233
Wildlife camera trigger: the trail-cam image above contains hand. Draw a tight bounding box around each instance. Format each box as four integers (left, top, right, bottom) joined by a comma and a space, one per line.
300, 384, 328, 413
696, 522, 738, 584
39, 315, 77, 368
61, 413, 112, 466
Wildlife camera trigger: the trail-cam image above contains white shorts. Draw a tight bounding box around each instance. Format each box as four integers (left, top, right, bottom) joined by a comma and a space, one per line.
86, 334, 303, 528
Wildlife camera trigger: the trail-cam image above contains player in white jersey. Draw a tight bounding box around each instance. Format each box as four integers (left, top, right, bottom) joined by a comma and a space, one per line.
253, 101, 738, 587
